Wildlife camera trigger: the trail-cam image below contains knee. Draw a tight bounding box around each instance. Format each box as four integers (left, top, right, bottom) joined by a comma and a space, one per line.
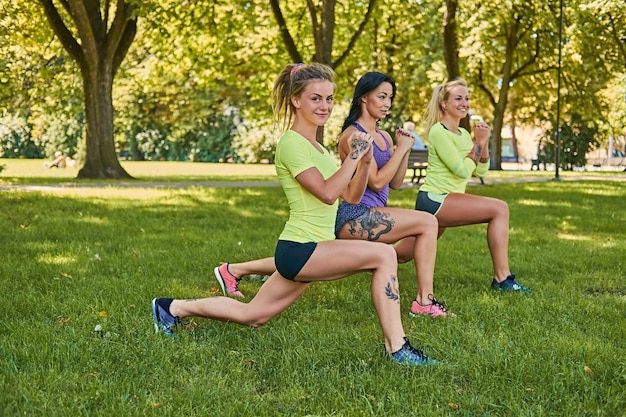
424, 213, 438, 232
248, 317, 270, 328
494, 199, 509, 219
377, 244, 398, 266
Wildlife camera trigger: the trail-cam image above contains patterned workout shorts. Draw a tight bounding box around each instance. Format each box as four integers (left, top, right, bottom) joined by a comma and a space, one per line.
334, 202, 369, 237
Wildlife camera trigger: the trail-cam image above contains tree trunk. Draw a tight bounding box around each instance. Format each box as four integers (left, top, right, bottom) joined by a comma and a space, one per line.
79, 59, 132, 179
443, 0, 460, 80
443, 0, 470, 131
38, 0, 136, 179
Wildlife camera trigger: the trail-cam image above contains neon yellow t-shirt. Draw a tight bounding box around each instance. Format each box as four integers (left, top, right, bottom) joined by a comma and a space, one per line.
275, 130, 339, 243
420, 123, 489, 194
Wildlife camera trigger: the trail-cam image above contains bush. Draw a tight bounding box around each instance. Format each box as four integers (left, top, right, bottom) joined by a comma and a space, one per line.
0, 113, 43, 158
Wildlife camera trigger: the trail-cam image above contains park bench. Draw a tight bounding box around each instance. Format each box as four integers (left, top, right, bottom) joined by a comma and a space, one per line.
407, 149, 429, 184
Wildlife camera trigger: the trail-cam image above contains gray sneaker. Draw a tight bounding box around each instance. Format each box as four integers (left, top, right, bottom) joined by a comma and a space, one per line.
151, 298, 180, 336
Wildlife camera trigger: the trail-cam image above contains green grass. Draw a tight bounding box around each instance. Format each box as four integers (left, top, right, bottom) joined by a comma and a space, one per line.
1, 161, 625, 416
0, 159, 279, 184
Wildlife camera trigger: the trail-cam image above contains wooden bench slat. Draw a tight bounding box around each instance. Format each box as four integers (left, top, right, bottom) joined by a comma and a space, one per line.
407, 149, 428, 184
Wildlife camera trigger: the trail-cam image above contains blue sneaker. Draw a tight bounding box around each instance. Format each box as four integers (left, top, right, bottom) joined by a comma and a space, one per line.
491, 274, 531, 293
388, 337, 436, 366
151, 298, 180, 336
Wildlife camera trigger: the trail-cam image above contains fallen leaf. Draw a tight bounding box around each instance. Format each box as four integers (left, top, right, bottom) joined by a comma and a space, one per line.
448, 403, 460, 411
56, 316, 71, 326
584, 365, 594, 376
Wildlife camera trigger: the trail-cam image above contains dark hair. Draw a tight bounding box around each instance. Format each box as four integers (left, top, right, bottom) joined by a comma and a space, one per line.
341, 72, 396, 132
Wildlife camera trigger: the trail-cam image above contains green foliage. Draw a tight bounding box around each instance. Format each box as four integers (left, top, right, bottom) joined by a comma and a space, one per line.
0, 113, 42, 158
40, 111, 84, 159
3, 0, 626, 166
0, 172, 625, 415
541, 113, 600, 170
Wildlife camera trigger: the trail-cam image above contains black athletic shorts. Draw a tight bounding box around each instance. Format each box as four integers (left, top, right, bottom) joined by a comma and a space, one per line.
415, 190, 447, 215
274, 240, 317, 281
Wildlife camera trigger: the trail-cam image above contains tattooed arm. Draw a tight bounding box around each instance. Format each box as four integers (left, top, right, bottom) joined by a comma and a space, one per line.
295, 131, 372, 205
341, 131, 373, 204
468, 123, 491, 163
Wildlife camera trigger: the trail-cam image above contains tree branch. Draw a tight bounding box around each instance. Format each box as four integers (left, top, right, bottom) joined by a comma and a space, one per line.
608, 13, 626, 66
333, 0, 376, 69
269, 0, 302, 63
106, 0, 136, 71
38, 0, 84, 66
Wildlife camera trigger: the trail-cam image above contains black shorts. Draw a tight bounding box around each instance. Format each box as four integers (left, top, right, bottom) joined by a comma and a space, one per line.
274, 240, 317, 281
415, 191, 447, 215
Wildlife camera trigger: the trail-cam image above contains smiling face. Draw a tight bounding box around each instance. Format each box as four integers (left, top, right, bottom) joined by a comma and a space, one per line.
362, 81, 394, 120
442, 85, 470, 120
291, 80, 334, 127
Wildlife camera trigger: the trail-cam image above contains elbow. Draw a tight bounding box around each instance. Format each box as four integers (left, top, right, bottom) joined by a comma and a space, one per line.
320, 194, 337, 205
368, 180, 387, 192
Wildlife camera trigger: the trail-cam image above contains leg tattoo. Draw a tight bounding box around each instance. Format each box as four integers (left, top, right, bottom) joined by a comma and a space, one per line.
384, 274, 400, 303
347, 210, 394, 241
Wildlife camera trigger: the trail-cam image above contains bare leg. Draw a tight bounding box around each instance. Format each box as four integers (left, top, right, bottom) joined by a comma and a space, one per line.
227, 257, 275, 278
171, 274, 309, 327
338, 207, 438, 305
297, 239, 407, 353
174, 239, 409, 353
435, 193, 511, 281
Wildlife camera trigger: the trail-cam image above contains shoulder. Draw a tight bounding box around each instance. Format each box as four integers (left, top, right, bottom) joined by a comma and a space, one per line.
338, 126, 357, 157
378, 129, 392, 142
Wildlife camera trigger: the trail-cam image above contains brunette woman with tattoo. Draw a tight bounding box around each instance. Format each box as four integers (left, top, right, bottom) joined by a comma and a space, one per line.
413, 78, 530, 293
216, 72, 453, 318
152, 63, 435, 365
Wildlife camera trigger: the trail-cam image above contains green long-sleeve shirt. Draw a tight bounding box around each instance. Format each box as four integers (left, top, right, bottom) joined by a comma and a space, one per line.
420, 122, 489, 194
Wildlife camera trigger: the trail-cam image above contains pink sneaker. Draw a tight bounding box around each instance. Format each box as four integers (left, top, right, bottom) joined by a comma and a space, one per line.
213, 263, 244, 298
410, 294, 454, 318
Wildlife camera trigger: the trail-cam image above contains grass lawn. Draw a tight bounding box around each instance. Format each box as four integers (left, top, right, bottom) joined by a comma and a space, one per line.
1, 159, 625, 416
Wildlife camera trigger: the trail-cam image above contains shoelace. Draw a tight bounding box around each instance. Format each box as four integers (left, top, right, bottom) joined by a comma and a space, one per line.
405, 343, 428, 361
428, 294, 449, 314
398, 338, 428, 361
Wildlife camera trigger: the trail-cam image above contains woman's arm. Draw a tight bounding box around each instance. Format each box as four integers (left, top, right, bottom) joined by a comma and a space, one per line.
338, 128, 411, 192
297, 131, 373, 205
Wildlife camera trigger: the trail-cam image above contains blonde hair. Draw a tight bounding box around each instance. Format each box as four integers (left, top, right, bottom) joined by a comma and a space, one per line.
271, 63, 336, 131
424, 78, 468, 135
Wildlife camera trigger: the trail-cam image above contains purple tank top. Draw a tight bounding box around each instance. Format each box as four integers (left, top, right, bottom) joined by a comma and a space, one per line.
353, 123, 390, 208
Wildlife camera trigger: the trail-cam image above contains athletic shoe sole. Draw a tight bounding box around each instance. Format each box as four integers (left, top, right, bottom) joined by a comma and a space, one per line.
213, 266, 227, 295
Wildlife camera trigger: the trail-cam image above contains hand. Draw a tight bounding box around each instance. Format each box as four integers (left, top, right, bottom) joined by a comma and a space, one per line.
395, 128, 415, 152
473, 122, 491, 148
348, 131, 373, 161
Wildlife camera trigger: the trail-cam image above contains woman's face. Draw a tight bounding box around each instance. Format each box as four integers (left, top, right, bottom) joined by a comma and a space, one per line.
442, 85, 469, 119
292, 80, 334, 126
362, 81, 393, 120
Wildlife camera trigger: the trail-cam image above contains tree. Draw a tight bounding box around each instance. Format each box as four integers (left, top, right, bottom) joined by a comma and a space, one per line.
462, 1, 556, 169
269, 0, 377, 69
542, 113, 599, 170
37, 0, 137, 179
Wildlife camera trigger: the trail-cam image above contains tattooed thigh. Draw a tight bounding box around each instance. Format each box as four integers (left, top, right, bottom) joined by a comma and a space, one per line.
346, 209, 395, 241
